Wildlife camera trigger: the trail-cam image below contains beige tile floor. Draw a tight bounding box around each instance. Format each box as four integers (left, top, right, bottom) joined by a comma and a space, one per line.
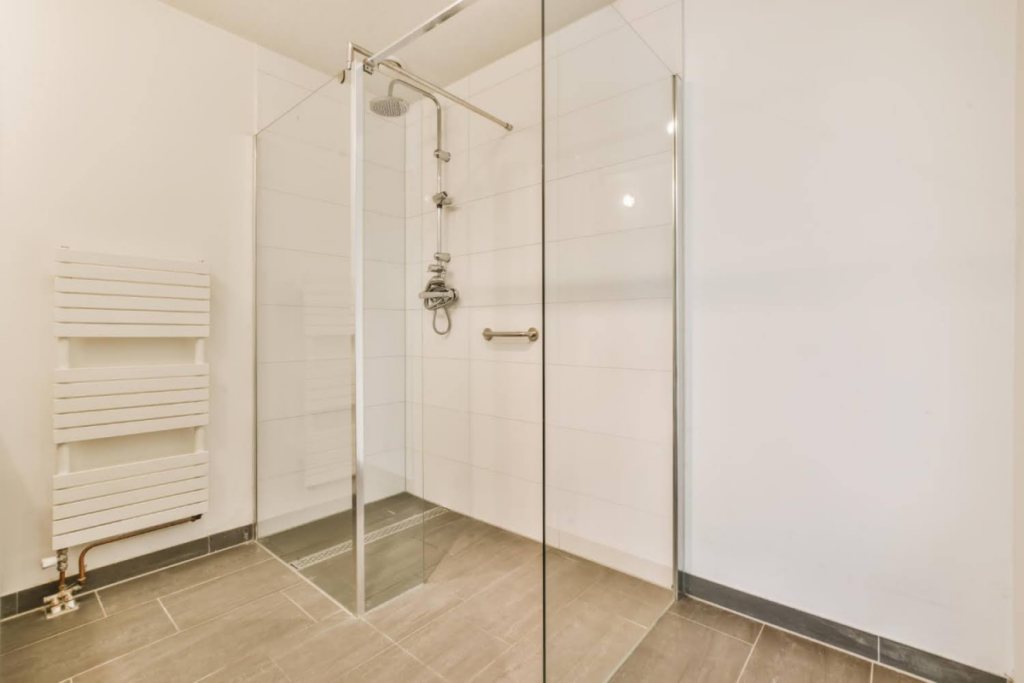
0, 518, 932, 683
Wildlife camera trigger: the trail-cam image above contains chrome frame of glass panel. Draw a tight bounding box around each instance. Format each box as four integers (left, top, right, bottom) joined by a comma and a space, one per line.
350, 61, 367, 616
673, 74, 684, 598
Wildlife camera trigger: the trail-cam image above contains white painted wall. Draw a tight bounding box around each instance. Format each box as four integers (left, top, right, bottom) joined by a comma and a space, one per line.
0, 0, 257, 594
683, 0, 1016, 674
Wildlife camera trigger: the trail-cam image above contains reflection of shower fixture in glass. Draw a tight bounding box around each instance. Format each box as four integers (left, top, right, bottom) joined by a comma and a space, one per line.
361, 50, 511, 336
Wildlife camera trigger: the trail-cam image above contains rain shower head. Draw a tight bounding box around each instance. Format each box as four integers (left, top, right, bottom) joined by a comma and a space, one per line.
369, 94, 410, 118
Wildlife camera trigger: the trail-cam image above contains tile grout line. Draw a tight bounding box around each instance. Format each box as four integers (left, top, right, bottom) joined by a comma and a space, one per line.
2, 537, 252, 624
157, 598, 180, 633
360, 612, 454, 683
259, 541, 353, 619
94, 591, 107, 618
279, 590, 318, 623
664, 609, 761, 647
65, 590, 296, 683
734, 623, 764, 683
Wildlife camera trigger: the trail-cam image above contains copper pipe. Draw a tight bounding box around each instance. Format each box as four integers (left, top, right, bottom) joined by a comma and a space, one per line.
77, 515, 202, 588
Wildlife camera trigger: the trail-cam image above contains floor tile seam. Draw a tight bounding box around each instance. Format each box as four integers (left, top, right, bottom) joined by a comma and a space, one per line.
260, 542, 352, 618
734, 623, 764, 683
3, 543, 243, 624
157, 598, 180, 633
570, 587, 665, 633
280, 590, 318, 623
94, 592, 107, 618
598, 598, 671, 682
467, 638, 520, 683
105, 552, 275, 614
661, 610, 759, 647
362, 615, 454, 683
158, 558, 306, 621
387, 553, 531, 650
0, 611, 111, 658
267, 612, 355, 667
56, 609, 185, 681
72, 588, 308, 682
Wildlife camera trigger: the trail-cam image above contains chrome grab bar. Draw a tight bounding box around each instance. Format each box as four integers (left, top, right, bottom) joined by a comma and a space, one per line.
482, 328, 539, 342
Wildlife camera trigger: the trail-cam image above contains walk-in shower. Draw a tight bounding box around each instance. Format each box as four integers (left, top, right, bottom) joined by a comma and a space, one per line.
254, 0, 682, 678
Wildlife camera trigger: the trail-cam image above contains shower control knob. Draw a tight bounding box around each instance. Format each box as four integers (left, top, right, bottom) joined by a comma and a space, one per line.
434, 252, 451, 263
428, 263, 446, 274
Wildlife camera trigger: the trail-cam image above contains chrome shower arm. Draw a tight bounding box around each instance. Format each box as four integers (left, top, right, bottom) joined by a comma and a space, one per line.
345, 42, 513, 132
389, 78, 443, 154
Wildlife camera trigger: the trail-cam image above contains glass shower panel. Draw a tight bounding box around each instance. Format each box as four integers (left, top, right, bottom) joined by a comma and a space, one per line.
543, 0, 679, 678
354, 62, 428, 612
254, 76, 358, 613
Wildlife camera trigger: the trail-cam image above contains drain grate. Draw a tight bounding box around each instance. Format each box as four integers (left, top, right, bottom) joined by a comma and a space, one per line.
290, 506, 450, 570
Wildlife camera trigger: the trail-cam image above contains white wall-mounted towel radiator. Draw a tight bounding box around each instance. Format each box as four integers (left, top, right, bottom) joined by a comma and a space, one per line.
51, 249, 211, 554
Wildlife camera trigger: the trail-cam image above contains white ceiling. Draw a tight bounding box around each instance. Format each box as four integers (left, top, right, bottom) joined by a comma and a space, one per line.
160, 0, 612, 86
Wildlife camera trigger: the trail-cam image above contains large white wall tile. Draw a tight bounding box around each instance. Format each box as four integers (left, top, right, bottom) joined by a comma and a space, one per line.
556, 489, 673, 584
258, 360, 352, 421
546, 299, 671, 371
556, 26, 670, 115
468, 42, 541, 95
465, 184, 542, 254
366, 449, 407, 502
364, 160, 405, 217
364, 309, 405, 358
469, 360, 543, 423
259, 131, 349, 204
546, 225, 673, 303
406, 309, 423, 357
471, 469, 543, 540
257, 247, 350, 308
424, 454, 472, 514
547, 153, 673, 240
365, 114, 405, 171
423, 357, 469, 412
546, 364, 672, 443
258, 410, 351, 480
366, 402, 406, 455
364, 356, 405, 407
265, 91, 349, 153
258, 305, 352, 363
548, 427, 671, 516
468, 125, 542, 200
365, 211, 406, 264
258, 189, 349, 256
470, 414, 542, 482
466, 244, 542, 307
423, 405, 470, 463
364, 260, 405, 310
469, 67, 542, 148
556, 81, 672, 179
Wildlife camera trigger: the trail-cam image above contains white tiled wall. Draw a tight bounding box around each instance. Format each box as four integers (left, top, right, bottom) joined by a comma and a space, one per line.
404, 3, 679, 585
255, 49, 407, 535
